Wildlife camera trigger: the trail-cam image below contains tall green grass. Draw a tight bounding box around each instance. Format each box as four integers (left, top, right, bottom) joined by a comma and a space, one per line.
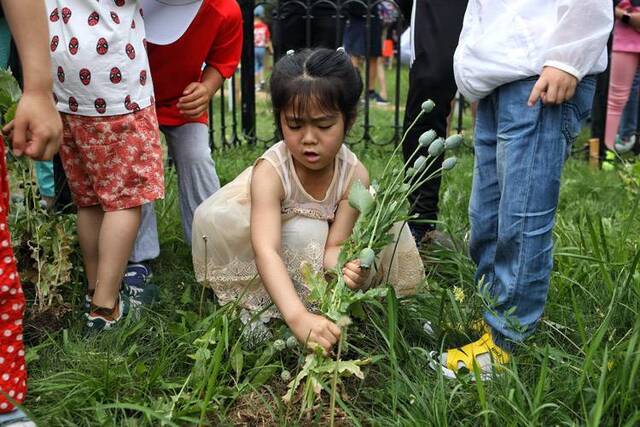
24, 139, 640, 425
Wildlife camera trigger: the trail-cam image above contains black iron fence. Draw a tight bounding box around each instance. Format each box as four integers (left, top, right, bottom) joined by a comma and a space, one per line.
208, 0, 413, 149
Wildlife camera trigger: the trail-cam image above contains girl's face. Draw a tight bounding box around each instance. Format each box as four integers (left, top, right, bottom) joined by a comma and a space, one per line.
280, 102, 346, 174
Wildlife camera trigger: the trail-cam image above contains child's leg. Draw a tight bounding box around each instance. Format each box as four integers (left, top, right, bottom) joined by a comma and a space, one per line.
605, 51, 640, 150
129, 202, 160, 264
77, 205, 103, 292
484, 76, 596, 350
163, 123, 220, 245
468, 94, 500, 293
92, 207, 141, 310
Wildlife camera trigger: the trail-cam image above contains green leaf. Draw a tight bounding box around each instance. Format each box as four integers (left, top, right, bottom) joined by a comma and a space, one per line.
230, 344, 243, 381
4, 102, 17, 124
348, 179, 375, 215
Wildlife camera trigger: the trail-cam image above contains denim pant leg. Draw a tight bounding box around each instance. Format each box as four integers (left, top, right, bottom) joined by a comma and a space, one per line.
469, 94, 500, 290
474, 77, 596, 351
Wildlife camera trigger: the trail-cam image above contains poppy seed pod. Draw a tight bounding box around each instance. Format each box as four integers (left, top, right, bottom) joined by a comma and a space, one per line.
442, 156, 458, 170
286, 336, 297, 348
273, 339, 286, 351
359, 247, 375, 269
413, 156, 428, 172
406, 167, 417, 178
428, 138, 445, 157
444, 134, 463, 150
421, 99, 435, 113
418, 130, 437, 147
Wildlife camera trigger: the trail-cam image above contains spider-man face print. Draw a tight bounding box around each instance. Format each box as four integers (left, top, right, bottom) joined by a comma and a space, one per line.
61, 7, 72, 24
68, 37, 79, 55
57, 66, 65, 83
111, 12, 120, 24
94, 98, 107, 114
50, 36, 59, 52
79, 68, 91, 86
125, 43, 135, 60
97, 38, 109, 55
115, 0, 125, 6
88, 11, 99, 26
69, 97, 78, 112
110, 67, 122, 84
128, 102, 140, 112
124, 95, 132, 110
49, 8, 59, 22
131, 20, 136, 29
139, 70, 147, 86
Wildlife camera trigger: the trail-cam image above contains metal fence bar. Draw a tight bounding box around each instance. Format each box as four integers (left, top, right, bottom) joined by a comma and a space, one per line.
209, 0, 432, 149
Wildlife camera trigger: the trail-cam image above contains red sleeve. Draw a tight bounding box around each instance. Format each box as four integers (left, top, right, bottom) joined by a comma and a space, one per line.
205, 1, 243, 79
266, 25, 271, 43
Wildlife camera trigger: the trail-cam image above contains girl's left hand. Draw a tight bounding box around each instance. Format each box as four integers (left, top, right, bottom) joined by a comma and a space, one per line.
343, 259, 369, 290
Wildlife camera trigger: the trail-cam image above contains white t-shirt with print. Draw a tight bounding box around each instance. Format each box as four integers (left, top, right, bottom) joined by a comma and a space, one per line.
47, 0, 153, 116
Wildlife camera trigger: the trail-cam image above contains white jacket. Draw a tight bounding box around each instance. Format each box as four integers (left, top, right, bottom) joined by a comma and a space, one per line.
453, 0, 613, 101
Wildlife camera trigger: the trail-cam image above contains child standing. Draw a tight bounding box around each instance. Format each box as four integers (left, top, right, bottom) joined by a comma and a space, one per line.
46, 0, 164, 330
124, 0, 242, 289
192, 49, 423, 352
253, 6, 271, 91
429, 0, 612, 377
0, 1, 62, 424
604, 0, 640, 153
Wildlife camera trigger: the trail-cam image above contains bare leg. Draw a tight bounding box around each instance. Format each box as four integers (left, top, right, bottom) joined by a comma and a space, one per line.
368, 56, 378, 92
375, 55, 387, 99
92, 206, 142, 310
77, 205, 103, 293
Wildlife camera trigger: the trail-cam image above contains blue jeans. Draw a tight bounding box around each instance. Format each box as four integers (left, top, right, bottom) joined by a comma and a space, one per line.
469, 76, 596, 350
620, 68, 640, 140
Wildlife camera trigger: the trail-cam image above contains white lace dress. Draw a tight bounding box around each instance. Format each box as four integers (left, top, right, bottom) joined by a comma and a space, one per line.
192, 142, 424, 319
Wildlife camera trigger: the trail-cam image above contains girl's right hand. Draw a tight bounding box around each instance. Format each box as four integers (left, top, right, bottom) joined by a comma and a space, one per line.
288, 310, 341, 353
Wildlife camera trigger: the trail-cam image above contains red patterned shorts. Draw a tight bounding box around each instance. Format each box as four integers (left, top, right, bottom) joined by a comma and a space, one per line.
60, 106, 164, 211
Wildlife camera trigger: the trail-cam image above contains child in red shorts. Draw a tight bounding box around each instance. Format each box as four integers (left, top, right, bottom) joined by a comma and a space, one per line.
46, 0, 164, 330
0, 0, 62, 423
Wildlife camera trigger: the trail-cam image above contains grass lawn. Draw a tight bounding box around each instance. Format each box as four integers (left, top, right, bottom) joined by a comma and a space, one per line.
12, 82, 640, 425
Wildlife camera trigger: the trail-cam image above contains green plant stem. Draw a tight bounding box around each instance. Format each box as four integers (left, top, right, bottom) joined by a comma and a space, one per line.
329, 327, 345, 427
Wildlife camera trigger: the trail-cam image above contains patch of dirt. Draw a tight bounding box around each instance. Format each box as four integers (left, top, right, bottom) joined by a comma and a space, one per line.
226, 380, 351, 426
22, 281, 72, 345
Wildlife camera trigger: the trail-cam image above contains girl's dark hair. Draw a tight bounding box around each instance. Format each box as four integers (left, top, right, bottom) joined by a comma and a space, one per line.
270, 48, 363, 135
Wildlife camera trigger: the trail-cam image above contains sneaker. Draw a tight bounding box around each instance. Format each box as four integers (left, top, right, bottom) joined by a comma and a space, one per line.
123, 262, 152, 288
368, 90, 389, 105
122, 263, 158, 304
615, 139, 635, 154
85, 291, 135, 332
428, 332, 510, 380
0, 409, 36, 427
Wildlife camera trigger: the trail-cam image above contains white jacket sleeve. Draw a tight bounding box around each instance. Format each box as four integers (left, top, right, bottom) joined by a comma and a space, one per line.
543, 0, 613, 80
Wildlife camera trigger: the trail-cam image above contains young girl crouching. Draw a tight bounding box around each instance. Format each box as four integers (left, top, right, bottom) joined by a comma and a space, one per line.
192, 48, 424, 352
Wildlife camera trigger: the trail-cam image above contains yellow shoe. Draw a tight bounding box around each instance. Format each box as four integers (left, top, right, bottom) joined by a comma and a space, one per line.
429, 332, 510, 380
